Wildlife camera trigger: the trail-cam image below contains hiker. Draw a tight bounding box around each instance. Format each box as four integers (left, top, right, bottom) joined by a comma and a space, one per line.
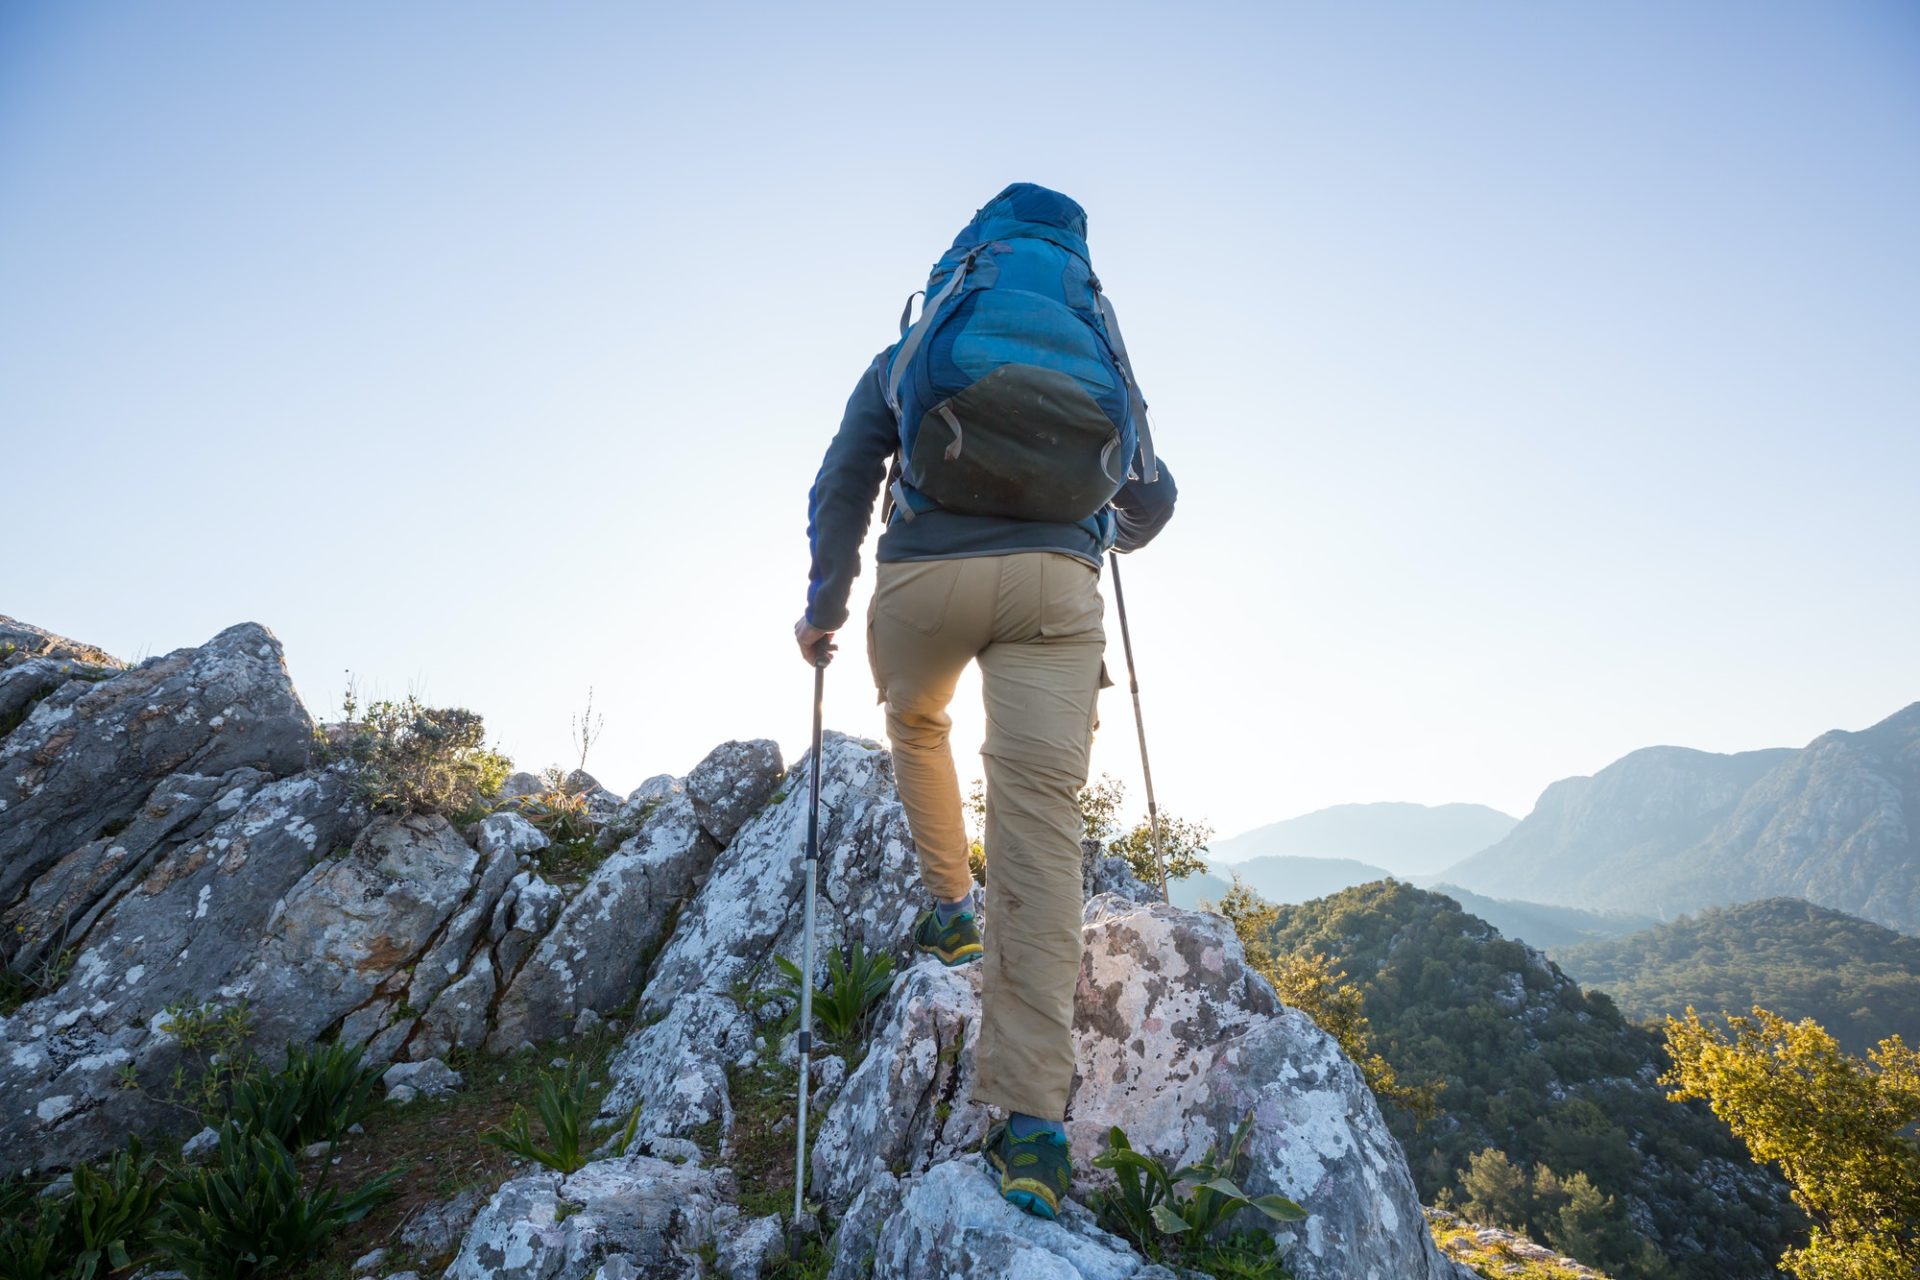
794, 183, 1177, 1219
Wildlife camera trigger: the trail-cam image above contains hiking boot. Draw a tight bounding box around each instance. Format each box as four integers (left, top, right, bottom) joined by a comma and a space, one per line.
912, 906, 983, 967
981, 1120, 1072, 1219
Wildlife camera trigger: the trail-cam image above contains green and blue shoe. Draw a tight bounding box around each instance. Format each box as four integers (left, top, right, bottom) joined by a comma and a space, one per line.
981, 1121, 1072, 1219
912, 906, 982, 967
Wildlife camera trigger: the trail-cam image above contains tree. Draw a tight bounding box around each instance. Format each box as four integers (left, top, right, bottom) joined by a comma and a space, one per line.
1662, 1006, 1920, 1280
1206, 875, 1438, 1121
1459, 1147, 1530, 1231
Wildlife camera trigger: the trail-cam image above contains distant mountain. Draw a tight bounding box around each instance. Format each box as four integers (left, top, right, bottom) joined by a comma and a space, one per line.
1210, 802, 1516, 877
1425, 883, 1655, 950
1440, 702, 1920, 935
1551, 898, 1920, 1055
1167, 870, 1230, 909
1177, 855, 1395, 908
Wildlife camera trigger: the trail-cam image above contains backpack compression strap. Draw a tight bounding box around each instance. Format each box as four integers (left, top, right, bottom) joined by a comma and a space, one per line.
884, 250, 979, 418
1094, 292, 1160, 484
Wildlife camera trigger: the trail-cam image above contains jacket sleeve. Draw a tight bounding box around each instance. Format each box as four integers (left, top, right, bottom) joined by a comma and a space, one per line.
1111, 458, 1177, 553
804, 352, 897, 631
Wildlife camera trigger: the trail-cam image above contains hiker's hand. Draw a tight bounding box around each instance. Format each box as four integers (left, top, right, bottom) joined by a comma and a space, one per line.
794, 617, 835, 667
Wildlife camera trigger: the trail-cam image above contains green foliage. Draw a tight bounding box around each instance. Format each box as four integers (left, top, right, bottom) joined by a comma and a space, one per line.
964, 773, 1210, 888
1662, 1006, 1920, 1280
161, 1000, 259, 1120
772, 938, 896, 1044
228, 1041, 384, 1151
1262, 880, 1793, 1279
1089, 1112, 1303, 1272
1554, 898, 1920, 1056
0, 1141, 166, 1280
1206, 875, 1439, 1122
157, 1125, 395, 1280
481, 1062, 640, 1174
321, 686, 511, 819
0, 949, 76, 1016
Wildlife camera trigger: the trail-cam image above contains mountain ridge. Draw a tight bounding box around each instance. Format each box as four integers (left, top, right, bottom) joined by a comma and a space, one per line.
1440, 702, 1920, 934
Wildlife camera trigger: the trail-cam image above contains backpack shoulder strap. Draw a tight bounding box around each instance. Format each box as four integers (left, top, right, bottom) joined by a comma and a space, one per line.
1094, 291, 1160, 483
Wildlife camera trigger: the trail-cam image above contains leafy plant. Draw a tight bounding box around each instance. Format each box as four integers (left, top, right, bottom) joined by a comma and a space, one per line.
228, 1040, 384, 1150
156, 1125, 394, 1280
1090, 1112, 1305, 1264
771, 938, 895, 1043
0, 1142, 166, 1280
160, 1000, 258, 1120
481, 1062, 640, 1174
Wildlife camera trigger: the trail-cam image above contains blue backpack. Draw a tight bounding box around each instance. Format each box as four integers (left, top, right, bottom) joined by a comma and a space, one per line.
882, 183, 1159, 533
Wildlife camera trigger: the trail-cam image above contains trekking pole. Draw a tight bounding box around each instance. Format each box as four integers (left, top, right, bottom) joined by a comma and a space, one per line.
793, 640, 831, 1225
1108, 552, 1169, 904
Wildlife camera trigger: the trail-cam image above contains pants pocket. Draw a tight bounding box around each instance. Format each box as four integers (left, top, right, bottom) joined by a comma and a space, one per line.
1038, 556, 1104, 639
875, 561, 962, 637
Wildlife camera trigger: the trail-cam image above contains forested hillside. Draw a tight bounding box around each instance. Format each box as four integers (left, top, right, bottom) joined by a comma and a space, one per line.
1263, 881, 1796, 1280
1551, 898, 1920, 1054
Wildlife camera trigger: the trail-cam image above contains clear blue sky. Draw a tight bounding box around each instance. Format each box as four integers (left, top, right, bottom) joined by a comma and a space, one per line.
4, 2, 1916, 838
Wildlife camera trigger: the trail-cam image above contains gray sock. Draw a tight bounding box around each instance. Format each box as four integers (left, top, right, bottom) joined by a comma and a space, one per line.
934, 890, 975, 926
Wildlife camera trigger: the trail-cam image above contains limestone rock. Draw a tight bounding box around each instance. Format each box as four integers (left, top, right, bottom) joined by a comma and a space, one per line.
3, 767, 270, 973
810, 960, 986, 1207
475, 811, 550, 861
384, 1058, 462, 1099
239, 813, 479, 1051
600, 993, 754, 1142
490, 792, 720, 1051
0, 770, 365, 1174
869, 1159, 1178, 1280
714, 1213, 785, 1280
684, 739, 784, 844
639, 734, 919, 1018
0, 621, 311, 922
400, 1186, 486, 1262
444, 1155, 733, 1280
0, 615, 121, 669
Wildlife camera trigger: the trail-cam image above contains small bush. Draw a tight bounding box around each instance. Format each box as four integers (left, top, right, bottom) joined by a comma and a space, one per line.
321, 688, 511, 819
228, 1041, 384, 1150
772, 938, 895, 1044
0, 1141, 165, 1280
1090, 1111, 1304, 1270
157, 1125, 394, 1280
482, 1062, 640, 1174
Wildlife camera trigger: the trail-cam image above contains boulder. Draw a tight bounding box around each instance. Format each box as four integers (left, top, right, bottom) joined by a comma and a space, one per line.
383, 1058, 462, 1099
0, 615, 122, 669
474, 811, 550, 861
869, 1159, 1178, 1280
444, 1155, 734, 1280
684, 739, 784, 844
0, 622, 311, 922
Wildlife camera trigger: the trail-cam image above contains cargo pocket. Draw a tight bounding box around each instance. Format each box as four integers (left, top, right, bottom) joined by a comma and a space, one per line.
1038, 556, 1104, 640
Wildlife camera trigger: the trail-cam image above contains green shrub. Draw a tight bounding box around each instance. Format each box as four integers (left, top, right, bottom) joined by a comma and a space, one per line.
157, 1125, 394, 1280
1090, 1112, 1304, 1269
228, 1041, 384, 1150
772, 938, 895, 1044
0, 1141, 168, 1280
482, 1062, 640, 1174
322, 689, 511, 819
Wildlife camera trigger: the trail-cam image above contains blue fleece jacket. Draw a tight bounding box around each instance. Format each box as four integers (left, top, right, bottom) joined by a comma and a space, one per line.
804, 351, 1179, 631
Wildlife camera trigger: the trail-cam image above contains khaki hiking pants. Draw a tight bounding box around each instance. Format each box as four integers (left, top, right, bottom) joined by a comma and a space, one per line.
867, 550, 1105, 1122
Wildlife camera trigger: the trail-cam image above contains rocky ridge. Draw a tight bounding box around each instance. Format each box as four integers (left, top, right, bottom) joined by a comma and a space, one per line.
1, 617, 1472, 1278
